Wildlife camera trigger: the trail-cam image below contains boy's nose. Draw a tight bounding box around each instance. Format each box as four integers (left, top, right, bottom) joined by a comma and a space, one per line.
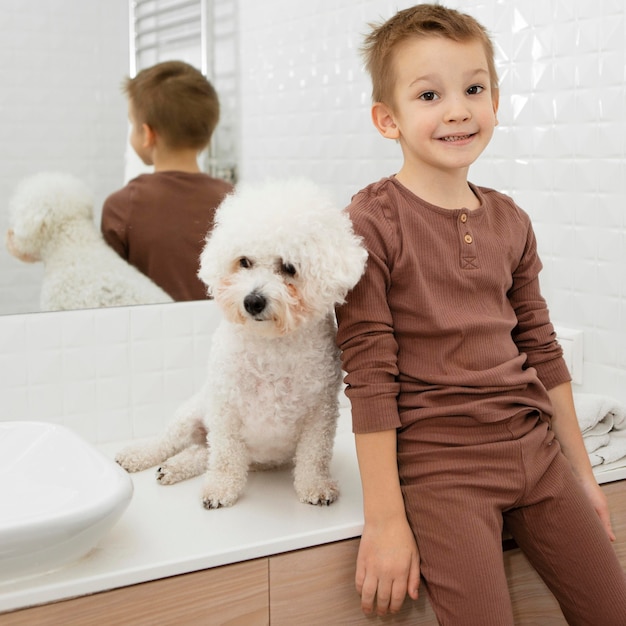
444, 98, 471, 123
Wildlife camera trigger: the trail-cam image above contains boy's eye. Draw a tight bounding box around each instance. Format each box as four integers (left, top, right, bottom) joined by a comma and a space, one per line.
239, 257, 253, 269
467, 85, 484, 95
419, 91, 438, 101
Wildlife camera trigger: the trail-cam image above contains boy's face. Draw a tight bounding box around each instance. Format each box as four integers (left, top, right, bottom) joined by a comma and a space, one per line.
128, 100, 154, 166
374, 36, 499, 177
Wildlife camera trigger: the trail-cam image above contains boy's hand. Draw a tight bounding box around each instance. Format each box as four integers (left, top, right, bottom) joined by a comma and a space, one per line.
356, 517, 420, 616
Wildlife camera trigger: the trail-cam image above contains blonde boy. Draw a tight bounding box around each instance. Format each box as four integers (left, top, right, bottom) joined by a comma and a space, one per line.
336, 5, 626, 624
101, 61, 233, 301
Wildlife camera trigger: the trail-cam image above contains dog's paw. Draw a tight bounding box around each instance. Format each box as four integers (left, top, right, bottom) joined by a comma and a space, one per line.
201, 490, 238, 509
297, 479, 339, 506
156, 464, 181, 485
115, 449, 153, 473
201, 481, 240, 509
154, 445, 208, 485
115, 440, 171, 473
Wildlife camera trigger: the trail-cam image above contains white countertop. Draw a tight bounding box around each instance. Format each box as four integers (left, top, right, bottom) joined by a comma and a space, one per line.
1, 409, 624, 615
0, 412, 364, 614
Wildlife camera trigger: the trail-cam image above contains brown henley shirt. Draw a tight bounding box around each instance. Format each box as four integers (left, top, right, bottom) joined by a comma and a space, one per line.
101, 171, 233, 301
336, 176, 571, 434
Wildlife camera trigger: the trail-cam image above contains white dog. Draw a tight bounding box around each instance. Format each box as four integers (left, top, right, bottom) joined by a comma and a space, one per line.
116, 179, 367, 508
6, 172, 172, 310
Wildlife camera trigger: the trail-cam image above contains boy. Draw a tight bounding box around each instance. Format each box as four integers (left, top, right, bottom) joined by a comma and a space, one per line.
335, 4, 626, 625
101, 60, 233, 301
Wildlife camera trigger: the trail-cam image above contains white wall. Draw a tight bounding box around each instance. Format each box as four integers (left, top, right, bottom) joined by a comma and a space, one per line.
0, 300, 218, 443
0, 0, 129, 314
237, 0, 626, 402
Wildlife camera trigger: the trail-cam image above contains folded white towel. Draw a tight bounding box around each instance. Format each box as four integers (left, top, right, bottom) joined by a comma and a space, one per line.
584, 419, 614, 438
573, 394, 626, 468
589, 430, 626, 467
594, 456, 626, 475
584, 433, 611, 454
589, 453, 602, 467
573, 393, 626, 434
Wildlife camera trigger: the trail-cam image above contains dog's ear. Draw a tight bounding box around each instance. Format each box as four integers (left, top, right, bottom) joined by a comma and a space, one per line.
8, 172, 94, 260
314, 208, 368, 305
197, 230, 222, 296
197, 192, 237, 295
295, 201, 367, 313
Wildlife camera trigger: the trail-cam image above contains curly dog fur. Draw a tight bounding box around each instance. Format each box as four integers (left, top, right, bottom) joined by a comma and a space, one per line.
6, 172, 172, 310
116, 179, 367, 508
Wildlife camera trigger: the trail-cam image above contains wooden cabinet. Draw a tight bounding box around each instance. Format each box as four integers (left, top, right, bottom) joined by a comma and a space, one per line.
1, 560, 269, 626
4, 481, 624, 625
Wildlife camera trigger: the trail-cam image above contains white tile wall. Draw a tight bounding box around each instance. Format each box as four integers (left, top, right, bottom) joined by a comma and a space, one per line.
0, 0, 624, 446
0, 301, 219, 443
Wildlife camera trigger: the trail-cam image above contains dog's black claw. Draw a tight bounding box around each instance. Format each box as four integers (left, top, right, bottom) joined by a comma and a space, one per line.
202, 498, 222, 510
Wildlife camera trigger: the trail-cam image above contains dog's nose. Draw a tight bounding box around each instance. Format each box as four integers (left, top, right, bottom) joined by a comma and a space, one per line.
244, 292, 267, 316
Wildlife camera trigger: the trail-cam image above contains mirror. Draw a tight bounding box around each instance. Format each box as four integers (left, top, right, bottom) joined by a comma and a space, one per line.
0, 0, 237, 315
0, 0, 129, 315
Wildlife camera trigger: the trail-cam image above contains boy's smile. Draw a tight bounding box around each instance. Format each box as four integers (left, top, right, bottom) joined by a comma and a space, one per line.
440, 135, 471, 141
372, 36, 499, 202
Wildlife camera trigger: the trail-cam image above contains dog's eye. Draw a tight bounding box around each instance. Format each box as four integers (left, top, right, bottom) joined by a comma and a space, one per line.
239, 257, 253, 269
281, 262, 297, 277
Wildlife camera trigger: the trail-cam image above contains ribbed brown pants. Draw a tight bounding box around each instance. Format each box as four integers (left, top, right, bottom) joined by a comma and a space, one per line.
398, 413, 626, 625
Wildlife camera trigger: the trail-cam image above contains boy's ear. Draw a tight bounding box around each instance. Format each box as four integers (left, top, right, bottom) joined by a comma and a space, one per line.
371, 102, 400, 140
492, 88, 500, 125
142, 123, 157, 148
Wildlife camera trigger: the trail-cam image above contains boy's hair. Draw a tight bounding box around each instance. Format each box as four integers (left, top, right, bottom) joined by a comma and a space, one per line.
124, 60, 219, 150
362, 3, 499, 106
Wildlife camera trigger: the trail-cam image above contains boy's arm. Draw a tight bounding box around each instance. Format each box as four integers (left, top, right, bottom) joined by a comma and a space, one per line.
335, 193, 417, 613
100, 190, 130, 259
547, 381, 615, 541
354, 429, 420, 616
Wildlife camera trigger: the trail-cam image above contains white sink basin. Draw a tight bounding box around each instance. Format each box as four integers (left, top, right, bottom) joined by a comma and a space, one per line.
0, 421, 133, 582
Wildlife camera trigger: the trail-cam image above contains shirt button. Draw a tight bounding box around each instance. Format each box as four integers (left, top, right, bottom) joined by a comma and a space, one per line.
460, 213, 468, 223
464, 234, 473, 244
